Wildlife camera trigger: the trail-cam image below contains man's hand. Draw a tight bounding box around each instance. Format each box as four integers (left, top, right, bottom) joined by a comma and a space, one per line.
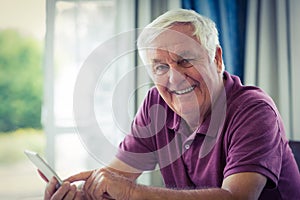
67, 168, 136, 200
38, 170, 86, 200
43, 177, 85, 200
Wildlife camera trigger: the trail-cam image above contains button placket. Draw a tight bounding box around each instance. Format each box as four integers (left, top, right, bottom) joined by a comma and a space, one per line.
182, 140, 192, 152
184, 144, 190, 149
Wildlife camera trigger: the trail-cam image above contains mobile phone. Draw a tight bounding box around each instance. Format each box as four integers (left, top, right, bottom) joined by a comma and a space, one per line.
24, 150, 115, 199
24, 150, 63, 185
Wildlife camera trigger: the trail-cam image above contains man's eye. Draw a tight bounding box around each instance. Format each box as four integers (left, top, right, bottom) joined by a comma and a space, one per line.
178, 59, 193, 68
153, 64, 169, 75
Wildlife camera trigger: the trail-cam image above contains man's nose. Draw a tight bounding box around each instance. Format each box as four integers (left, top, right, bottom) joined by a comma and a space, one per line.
168, 65, 186, 85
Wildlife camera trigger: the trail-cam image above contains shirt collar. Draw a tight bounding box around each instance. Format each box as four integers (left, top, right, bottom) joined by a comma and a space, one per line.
166, 111, 216, 138
166, 110, 181, 131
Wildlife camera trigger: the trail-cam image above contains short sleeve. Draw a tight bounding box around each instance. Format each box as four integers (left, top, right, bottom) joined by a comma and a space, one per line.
224, 101, 283, 188
116, 89, 159, 171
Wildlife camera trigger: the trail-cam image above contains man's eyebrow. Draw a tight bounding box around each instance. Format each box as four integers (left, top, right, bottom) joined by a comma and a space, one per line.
150, 59, 162, 64
149, 50, 193, 63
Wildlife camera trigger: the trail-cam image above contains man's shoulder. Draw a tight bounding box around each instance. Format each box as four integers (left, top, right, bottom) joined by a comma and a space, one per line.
224, 72, 276, 114
228, 85, 276, 112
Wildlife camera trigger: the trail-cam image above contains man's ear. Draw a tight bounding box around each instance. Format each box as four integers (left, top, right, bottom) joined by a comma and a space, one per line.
214, 46, 223, 73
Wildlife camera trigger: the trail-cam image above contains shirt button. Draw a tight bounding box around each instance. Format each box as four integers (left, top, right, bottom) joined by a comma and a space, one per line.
185, 144, 190, 149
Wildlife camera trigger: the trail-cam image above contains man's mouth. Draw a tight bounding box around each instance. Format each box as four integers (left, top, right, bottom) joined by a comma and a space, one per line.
169, 84, 198, 95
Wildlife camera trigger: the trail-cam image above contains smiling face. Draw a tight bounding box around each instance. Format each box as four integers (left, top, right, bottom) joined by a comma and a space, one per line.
145, 24, 224, 130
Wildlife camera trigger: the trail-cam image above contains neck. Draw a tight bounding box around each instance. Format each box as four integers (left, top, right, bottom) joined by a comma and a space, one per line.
182, 109, 208, 133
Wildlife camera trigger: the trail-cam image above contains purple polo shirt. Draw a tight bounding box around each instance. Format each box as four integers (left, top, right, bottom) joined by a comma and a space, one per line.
116, 71, 300, 199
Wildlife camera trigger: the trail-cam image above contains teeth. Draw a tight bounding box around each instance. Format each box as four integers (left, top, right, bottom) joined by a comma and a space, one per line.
172, 85, 196, 95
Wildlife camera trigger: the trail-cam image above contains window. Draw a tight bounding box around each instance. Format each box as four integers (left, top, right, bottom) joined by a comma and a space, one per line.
43, 0, 135, 177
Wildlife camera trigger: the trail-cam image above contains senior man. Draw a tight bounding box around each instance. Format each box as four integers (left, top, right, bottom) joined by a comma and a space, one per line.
44, 9, 300, 200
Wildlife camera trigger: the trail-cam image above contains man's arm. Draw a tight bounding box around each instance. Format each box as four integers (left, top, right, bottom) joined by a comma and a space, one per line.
106, 157, 142, 181
67, 155, 267, 200
69, 165, 266, 200
131, 172, 266, 200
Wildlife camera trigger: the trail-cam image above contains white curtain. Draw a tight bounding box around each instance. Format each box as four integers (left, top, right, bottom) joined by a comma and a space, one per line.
44, 0, 136, 174
244, 0, 300, 140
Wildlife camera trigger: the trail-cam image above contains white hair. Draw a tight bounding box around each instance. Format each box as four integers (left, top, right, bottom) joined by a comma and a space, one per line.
137, 9, 222, 65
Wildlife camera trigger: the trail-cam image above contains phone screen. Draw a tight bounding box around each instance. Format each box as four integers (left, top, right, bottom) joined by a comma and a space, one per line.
24, 150, 63, 185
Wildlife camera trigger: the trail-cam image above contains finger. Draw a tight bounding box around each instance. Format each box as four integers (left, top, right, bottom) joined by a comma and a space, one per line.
81, 176, 94, 200
44, 177, 58, 200
85, 170, 100, 199
63, 184, 77, 200
92, 171, 114, 200
38, 169, 49, 182
91, 177, 103, 200
74, 190, 85, 200
84, 187, 93, 200
67, 171, 93, 183
86, 169, 103, 190
82, 184, 92, 200
50, 182, 71, 200
102, 192, 115, 200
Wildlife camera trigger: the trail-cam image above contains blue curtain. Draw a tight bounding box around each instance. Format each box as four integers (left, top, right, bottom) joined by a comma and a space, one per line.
182, 0, 247, 82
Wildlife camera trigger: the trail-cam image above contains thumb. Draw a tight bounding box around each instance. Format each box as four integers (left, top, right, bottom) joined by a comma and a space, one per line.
37, 169, 49, 182
66, 170, 93, 183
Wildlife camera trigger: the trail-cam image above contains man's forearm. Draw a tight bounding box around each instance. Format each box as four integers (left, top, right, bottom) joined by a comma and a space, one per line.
131, 185, 235, 200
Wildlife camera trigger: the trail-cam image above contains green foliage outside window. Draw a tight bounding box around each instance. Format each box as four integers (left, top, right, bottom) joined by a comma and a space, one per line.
0, 29, 43, 132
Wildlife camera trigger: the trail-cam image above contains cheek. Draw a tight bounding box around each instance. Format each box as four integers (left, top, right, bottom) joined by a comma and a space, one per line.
156, 84, 168, 98
156, 85, 174, 105
153, 76, 168, 88
193, 64, 217, 84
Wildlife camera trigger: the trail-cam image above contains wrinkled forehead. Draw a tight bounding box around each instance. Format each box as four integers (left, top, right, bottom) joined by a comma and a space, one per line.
152, 26, 199, 48
140, 27, 205, 61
